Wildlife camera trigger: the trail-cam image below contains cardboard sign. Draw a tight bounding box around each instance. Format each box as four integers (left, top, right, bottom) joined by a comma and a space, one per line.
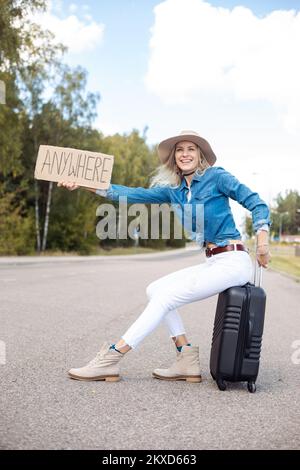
34, 145, 114, 190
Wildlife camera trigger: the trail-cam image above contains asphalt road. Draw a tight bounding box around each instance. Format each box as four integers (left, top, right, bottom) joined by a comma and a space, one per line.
0, 247, 299, 450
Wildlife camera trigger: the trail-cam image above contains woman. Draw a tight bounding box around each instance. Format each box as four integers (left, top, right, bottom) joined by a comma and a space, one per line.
58, 130, 271, 383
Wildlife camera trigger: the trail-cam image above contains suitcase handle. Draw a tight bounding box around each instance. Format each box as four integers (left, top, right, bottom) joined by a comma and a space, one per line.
254, 261, 263, 287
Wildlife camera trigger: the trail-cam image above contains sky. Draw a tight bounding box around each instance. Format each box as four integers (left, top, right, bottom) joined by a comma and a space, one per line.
34, 0, 300, 233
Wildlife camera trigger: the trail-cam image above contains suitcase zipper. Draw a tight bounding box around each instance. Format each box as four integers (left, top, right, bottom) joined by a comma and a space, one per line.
233, 285, 251, 380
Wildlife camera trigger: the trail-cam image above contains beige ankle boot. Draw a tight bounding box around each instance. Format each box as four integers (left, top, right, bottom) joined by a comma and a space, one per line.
68, 342, 124, 382
152, 345, 202, 382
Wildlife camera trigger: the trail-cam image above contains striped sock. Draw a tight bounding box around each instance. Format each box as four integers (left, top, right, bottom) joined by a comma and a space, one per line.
109, 343, 123, 354
176, 343, 191, 352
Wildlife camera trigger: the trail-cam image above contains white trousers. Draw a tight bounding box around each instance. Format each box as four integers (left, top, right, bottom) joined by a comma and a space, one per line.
122, 250, 253, 349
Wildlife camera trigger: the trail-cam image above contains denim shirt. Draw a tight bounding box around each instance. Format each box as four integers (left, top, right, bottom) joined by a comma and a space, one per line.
96, 166, 271, 247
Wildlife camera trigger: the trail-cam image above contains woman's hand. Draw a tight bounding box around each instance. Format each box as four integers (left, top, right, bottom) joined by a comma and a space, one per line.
57, 181, 97, 193
256, 246, 271, 268
57, 181, 80, 191
256, 230, 271, 268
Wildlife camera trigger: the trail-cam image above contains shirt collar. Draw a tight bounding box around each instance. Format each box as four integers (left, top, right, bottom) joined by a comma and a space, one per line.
179, 170, 204, 191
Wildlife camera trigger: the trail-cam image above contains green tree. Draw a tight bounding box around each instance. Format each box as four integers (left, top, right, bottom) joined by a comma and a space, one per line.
0, 1, 48, 71
244, 190, 300, 240
0, 72, 24, 176
271, 190, 300, 237
244, 215, 254, 238
0, 181, 35, 254
0, 0, 65, 255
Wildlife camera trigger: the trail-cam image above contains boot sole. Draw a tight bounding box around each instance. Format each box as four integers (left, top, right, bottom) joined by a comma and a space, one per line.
68, 373, 120, 382
152, 372, 202, 383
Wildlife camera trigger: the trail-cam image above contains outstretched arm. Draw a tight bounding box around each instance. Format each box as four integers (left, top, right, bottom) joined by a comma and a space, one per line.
100, 183, 171, 204
57, 181, 171, 204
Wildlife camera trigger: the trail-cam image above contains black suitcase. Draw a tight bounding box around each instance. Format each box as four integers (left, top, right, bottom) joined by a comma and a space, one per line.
210, 262, 266, 393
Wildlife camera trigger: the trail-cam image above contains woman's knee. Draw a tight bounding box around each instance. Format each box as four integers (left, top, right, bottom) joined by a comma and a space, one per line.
146, 281, 157, 300
146, 275, 169, 299
146, 284, 174, 310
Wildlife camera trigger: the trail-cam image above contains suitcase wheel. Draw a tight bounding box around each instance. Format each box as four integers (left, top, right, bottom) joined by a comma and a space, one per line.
247, 381, 256, 393
217, 378, 226, 391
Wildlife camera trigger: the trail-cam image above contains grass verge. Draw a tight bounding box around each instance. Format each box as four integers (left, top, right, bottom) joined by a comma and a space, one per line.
246, 242, 300, 281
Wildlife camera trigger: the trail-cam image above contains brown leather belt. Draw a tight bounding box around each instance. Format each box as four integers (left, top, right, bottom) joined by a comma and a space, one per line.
205, 243, 249, 258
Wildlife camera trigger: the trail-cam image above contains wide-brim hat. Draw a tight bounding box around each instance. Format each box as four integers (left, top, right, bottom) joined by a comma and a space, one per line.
157, 130, 217, 166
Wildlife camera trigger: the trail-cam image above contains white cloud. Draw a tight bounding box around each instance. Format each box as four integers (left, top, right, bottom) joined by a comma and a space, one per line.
145, 0, 300, 134
69, 3, 78, 13
34, 1, 105, 54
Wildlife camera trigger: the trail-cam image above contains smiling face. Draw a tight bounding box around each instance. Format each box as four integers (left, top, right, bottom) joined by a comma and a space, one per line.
174, 140, 200, 174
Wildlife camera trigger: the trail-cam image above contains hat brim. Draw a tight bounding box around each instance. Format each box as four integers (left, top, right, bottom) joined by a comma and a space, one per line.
157, 134, 217, 166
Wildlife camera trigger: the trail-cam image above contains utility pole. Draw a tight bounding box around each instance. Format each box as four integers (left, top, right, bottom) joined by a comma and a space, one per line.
279, 211, 289, 243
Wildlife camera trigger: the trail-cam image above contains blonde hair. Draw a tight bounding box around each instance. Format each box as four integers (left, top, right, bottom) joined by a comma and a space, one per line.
149, 145, 210, 188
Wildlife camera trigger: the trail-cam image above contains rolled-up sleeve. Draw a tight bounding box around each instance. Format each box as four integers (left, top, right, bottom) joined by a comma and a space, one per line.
216, 168, 271, 232
97, 183, 171, 204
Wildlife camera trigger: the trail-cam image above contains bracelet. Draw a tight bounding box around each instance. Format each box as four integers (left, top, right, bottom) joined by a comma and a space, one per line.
257, 244, 269, 247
